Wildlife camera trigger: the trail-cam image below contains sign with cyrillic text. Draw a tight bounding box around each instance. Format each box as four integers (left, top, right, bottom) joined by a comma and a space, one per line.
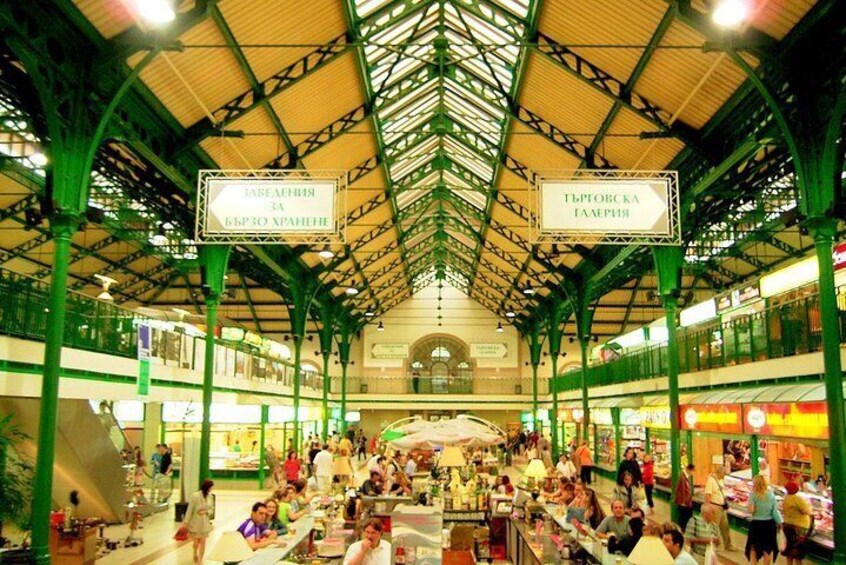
371, 343, 409, 359
532, 171, 679, 245
470, 343, 508, 359
196, 170, 346, 244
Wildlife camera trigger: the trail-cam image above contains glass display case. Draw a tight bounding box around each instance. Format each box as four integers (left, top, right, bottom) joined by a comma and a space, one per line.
649, 432, 688, 489
722, 475, 833, 549
621, 425, 645, 452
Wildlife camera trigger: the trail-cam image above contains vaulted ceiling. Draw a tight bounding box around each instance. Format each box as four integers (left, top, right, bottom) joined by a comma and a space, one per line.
0, 0, 838, 339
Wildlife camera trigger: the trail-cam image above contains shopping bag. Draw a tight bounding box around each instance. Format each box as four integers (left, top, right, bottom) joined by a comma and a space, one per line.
777, 528, 787, 553
703, 543, 718, 565
174, 524, 189, 542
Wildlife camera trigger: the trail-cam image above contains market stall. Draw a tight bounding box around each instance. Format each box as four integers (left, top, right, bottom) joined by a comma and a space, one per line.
682, 384, 835, 554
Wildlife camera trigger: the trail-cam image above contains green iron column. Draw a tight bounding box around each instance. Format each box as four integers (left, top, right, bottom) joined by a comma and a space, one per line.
291, 334, 304, 452
198, 246, 230, 486
578, 336, 590, 442
653, 246, 683, 524
570, 289, 594, 443
809, 217, 846, 560
337, 319, 353, 435
287, 281, 310, 455
317, 302, 336, 443
547, 300, 565, 460
525, 321, 543, 432
258, 405, 268, 489
31, 214, 81, 565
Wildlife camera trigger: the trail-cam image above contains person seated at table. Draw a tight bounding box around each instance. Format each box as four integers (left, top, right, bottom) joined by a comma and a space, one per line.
613, 471, 645, 513
237, 502, 278, 550
585, 488, 606, 529
344, 518, 391, 565
264, 498, 288, 536
281, 485, 309, 522
388, 471, 412, 496
292, 478, 315, 509
499, 475, 514, 495
566, 483, 590, 524
609, 507, 645, 556
662, 528, 698, 565
556, 453, 577, 481
542, 477, 572, 504
595, 500, 631, 543
361, 470, 384, 496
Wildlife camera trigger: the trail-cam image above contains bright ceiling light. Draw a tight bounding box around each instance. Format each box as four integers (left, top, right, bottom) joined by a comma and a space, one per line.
505, 311, 516, 318
364, 311, 375, 317
712, 0, 748, 27
150, 224, 168, 246
377, 321, 384, 332
522, 284, 535, 296
136, 0, 176, 24
317, 246, 335, 260
496, 322, 504, 333
29, 151, 48, 167
345, 287, 359, 296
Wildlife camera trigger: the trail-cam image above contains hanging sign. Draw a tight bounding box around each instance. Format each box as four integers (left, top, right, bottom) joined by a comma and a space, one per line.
680, 404, 743, 434
195, 170, 346, 244
639, 406, 671, 429
137, 323, 151, 396
371, 343, 409, 359
531, 170, 680, 245
470, 343, 508, 359
743, 402, 829, 439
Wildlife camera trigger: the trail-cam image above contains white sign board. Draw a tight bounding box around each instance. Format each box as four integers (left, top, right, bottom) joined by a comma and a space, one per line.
532, 170, 680, 245
196, 170, 346, 244
470, 343, 508, 359
371, 343, 409, 359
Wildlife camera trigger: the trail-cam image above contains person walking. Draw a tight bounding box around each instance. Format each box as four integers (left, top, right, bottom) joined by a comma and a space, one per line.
575, 441, 593, 484
641, 452, 655, 514
675, 464, 695, 530
683, 503, 721, 560
283, 450, 301, 483
703, 465, 735, 552
782, 480, 813, 565
616, 448, 642, 486
746, 474, 782, 565
182, 479, 214, 565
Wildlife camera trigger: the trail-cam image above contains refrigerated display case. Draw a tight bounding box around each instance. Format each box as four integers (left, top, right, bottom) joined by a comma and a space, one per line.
722, 475, 833, 550
595, 425, 616, 471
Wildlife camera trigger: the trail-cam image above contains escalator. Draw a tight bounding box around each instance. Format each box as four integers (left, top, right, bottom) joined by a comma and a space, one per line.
0, 397, 167, 524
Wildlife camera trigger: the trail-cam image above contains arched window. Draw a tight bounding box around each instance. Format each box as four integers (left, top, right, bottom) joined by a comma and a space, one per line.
407, 336, 473, 393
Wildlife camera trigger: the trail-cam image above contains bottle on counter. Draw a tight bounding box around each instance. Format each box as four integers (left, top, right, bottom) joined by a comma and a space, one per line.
395, 547, 406, 565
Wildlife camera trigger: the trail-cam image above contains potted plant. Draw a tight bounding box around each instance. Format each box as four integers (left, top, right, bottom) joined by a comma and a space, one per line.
0, 414, 34, 552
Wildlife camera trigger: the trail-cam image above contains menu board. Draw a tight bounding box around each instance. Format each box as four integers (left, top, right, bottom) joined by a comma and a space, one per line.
743, 402, 829, 439
680, 404, 743, 434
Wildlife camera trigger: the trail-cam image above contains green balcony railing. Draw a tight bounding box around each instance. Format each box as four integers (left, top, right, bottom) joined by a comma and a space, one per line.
556, 285, 846, 392
0, 269, 324, 392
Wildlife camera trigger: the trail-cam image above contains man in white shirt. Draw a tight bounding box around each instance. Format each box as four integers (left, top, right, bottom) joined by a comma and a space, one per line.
556, 454, 576, 480
662, 529, 698, 565
313, 444, 335, 492
703, 465, 734, 551
344, 518, 391, 565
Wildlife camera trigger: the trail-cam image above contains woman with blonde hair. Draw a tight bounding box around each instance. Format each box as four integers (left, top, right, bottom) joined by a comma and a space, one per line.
746, 474, 782, 565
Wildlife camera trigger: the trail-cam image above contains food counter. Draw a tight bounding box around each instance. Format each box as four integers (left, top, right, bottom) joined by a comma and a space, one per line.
720, 475, 834, 550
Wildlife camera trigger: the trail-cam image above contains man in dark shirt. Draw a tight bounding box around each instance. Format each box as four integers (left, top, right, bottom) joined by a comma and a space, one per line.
616, 448, 642, 486
361, 470, 384, 496
308, 442, 321, 477
159, 444, 173, 475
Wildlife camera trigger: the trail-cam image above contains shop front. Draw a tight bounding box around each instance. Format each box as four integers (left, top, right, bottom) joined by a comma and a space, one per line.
590, 408, 615, 472
555, 408, 582, 452
638, 402, 678, 491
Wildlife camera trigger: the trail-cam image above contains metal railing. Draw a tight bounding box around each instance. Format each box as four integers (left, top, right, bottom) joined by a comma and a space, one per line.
333, 374, 544, 395
556, 286, 846, 391
0, 269, 323, 393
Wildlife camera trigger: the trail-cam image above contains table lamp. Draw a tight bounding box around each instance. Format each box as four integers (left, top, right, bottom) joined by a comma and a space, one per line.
626, 536, 674, 565
437, 445, 466, 467
523, 458, 547, 498
207, 531, 254, 565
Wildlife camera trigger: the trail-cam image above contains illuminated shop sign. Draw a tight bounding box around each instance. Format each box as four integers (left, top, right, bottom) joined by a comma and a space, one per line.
592, 408, 613, 426
833, 242, 846, 271
559, 408, 584, 422
743, 402, 829, 439
680, 404, 743, 434
639, 406, 671, 429
717, 284, 761, 312
620, 408, 642, 426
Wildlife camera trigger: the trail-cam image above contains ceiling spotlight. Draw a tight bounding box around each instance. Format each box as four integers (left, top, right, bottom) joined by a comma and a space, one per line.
29, 151, 48, 167
150, 224, 168, 246
136, 0, 176, 24
505, 311, 516, 318
317, 245, 335, 260
95, 274, 117, 301
345, 287, 359, 296
377, 321, 384, 332
522, 284, 535, 296
365, 311, 374, 317
496, 322, 504, 333
712, 0, 748, 27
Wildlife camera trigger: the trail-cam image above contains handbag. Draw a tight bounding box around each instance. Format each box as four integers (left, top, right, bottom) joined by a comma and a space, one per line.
703, 542, 719, 565
776, 528, 787, 553
174, 524, 189, 542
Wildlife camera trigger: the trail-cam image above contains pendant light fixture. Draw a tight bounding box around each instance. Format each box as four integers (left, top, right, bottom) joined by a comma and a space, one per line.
377, 321, 384, 332
496, 322, 504, 333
